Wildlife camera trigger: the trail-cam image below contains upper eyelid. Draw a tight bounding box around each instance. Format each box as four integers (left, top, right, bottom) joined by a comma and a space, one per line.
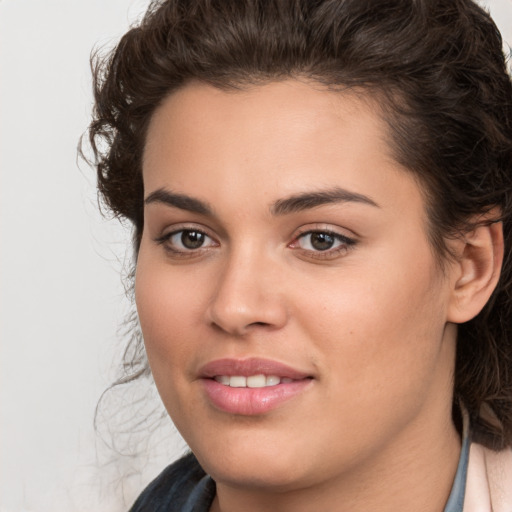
158, 223, 215, 238
292, 225, 357, 241
293, 231, 356, 247
154, 227, 217, 249
153, 222, 357, 245
296, 228, 351, 237
154, 218, 230, 241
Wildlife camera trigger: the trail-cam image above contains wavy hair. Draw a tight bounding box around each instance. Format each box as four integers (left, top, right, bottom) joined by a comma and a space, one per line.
85, 0, 512, 449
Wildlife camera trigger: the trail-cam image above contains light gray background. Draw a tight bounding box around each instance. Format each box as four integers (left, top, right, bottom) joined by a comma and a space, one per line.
1, 1, 511, 511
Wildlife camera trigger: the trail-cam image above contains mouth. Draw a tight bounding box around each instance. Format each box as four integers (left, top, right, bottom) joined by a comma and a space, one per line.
213, 374, 294, 388
199, 358, 314, 415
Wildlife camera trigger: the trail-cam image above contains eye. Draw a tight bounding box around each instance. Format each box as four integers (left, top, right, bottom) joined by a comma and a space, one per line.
172, 230, 209, 250
156, 228, 218, 253
290, 229, 356, 259
298, 232, 341, 251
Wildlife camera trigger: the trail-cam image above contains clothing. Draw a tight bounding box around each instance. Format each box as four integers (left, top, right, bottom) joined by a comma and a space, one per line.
445, 423, 471, 512
464, 443, 512, 512
128, 452, 214, 512
128, 434, 512, 512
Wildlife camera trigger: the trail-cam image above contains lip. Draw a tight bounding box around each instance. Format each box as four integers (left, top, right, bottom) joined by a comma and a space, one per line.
199, 357, 312, 379
199, 358, 314, 415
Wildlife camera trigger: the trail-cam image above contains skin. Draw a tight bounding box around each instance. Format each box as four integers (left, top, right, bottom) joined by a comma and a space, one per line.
135, 80, 499, 511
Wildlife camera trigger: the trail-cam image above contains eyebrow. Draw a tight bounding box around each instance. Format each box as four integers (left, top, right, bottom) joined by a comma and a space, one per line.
145, 189, 213, 215
271, 187, 379, 215
144, 186, 379, 216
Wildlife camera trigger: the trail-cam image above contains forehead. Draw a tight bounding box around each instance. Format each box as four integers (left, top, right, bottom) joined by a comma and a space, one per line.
142, 80, 424, 218
144, 80, 391, 166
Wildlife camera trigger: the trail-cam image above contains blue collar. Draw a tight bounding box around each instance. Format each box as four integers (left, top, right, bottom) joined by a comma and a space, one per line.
443, 410, 471, 512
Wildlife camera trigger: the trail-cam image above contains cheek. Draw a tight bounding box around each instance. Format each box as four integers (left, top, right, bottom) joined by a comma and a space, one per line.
134, 250, 206, 375
134, 252, 213, 425
297, 250, 449, 405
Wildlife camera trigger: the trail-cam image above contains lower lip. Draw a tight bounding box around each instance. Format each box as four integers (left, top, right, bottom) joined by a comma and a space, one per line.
202, 378, 313, 415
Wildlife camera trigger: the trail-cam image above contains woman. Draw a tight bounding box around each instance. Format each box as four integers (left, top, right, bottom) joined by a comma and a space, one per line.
87, 0, 512, 510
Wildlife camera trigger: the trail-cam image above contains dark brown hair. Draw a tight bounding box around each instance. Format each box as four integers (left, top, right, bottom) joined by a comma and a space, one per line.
86, 0, 512, 449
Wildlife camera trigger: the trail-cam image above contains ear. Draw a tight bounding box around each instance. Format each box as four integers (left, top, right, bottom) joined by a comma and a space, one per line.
447, 214, 504, 324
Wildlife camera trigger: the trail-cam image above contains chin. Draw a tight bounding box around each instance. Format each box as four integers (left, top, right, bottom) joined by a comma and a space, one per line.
193, 437, 312, 490
206, 459, 309, 492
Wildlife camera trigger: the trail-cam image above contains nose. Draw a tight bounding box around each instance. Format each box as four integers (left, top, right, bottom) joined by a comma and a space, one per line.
206, 248, 288, 336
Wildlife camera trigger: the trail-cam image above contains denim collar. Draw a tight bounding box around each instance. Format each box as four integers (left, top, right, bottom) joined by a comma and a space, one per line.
443, 408, 471, 512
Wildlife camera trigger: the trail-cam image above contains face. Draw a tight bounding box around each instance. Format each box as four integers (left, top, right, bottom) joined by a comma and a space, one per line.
136, 80, 458, 492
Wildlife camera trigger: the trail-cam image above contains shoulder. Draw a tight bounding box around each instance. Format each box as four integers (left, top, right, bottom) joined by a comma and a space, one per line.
128, 452, 215, 512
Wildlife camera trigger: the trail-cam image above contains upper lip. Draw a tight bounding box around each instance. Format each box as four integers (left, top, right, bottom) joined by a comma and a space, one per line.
199, 358, 312, 380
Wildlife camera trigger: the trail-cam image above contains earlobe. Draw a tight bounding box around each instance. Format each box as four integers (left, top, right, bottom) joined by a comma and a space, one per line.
447, 216, 504, 324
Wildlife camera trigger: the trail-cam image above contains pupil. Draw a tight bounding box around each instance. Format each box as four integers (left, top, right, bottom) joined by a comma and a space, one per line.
181, 231, 205, 249
311, 233, 334, 251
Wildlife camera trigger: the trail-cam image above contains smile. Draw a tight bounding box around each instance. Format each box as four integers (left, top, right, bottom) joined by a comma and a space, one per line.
213, 375, 294, 388
200, 358, 314, 415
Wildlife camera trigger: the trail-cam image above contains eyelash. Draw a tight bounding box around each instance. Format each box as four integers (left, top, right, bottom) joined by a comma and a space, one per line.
154, 227, 357, 260
155, 228, 218, 257
290, 230, 357, 260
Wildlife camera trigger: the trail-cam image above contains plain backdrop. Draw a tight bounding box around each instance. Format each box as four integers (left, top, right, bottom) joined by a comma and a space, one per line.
1, 1, 511, 511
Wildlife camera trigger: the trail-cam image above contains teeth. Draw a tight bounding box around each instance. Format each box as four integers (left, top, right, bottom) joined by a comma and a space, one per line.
266, 375, 280, 386
215, 375, 230, 385
214, 374, 286, 388
247, 375, 266, 388
229, 376, 247, 388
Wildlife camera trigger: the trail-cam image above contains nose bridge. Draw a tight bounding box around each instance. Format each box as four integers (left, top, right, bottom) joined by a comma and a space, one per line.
207, 241, 287, 335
